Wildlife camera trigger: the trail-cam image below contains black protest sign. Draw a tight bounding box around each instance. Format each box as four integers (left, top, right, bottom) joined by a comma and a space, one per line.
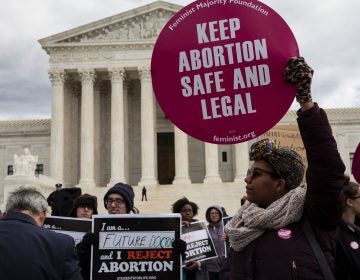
181, 221, 217, 264
222, 216, 233, 257
91, 214, 182, 280
43, 216, 91, 245
222, 216, 232, 227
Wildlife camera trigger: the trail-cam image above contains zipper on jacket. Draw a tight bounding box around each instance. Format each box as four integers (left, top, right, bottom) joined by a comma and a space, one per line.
291, 260, 298, 280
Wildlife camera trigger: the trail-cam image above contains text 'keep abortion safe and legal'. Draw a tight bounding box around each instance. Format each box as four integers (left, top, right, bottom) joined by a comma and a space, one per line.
177, 17, 270, 121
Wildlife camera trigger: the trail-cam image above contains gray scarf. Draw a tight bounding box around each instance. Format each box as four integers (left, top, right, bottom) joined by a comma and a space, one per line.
225, 185, 307, 252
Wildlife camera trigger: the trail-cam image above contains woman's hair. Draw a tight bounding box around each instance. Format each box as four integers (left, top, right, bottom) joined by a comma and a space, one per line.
171, 197, 199, 217
343, 175, 360, 200
6, 187, 48, 215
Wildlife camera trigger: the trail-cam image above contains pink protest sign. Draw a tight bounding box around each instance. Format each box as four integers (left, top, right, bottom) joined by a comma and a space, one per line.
353, 143, 360, 183
151, 0, 299, 144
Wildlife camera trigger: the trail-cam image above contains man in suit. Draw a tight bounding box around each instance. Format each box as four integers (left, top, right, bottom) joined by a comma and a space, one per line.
0, 187, 83, 280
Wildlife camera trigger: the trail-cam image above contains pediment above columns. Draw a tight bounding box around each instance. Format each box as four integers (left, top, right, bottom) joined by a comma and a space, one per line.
39, 1, 182, 52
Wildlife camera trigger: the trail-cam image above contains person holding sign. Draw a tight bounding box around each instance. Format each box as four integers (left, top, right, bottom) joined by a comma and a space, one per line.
68, 194, 98, 280
225, 57, 346, 279
204, 205, 229, 280
76, 183, 138, 280
103, 182, 139, 215
0, 187, 83, 280
172, 197, 208, 280
335, 176, 360, 280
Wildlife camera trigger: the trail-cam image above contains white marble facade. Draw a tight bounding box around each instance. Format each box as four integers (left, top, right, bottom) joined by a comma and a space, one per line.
38, 1, 248, 188
1, 1, 359, 193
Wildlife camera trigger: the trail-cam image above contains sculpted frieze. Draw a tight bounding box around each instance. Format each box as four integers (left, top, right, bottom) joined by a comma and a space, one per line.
58, 10, 175, 44
49, 48, 151, 63
50, 48, 115, 63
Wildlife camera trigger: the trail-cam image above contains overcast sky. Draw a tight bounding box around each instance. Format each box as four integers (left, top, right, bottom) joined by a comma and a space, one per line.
0, 0, 359, 120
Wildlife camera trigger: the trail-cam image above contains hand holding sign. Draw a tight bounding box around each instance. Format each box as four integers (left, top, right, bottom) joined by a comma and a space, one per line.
284, 57, 314, 104
81, 232, 99, 248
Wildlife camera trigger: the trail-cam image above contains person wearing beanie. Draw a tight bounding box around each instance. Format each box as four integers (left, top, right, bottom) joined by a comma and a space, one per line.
68, 194, 98, 219
76, 183, 138, 280
224, 57, 346, 280
103, 182, 138, 214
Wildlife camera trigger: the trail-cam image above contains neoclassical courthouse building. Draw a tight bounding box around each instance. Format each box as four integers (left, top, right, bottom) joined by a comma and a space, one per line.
1, 1, 359, 196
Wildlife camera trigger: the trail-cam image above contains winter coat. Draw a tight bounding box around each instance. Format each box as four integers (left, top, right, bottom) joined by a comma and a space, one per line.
0, 211, 83, 280
228, 104, 346, 280
204, 206, 229, 273
334, 220, 360, 280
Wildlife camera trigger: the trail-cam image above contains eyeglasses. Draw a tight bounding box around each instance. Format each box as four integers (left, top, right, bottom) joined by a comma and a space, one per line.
210, 211, 220, 215
247, 167, 277, 178
106, 198, 125, 206
181, 209, 193, 213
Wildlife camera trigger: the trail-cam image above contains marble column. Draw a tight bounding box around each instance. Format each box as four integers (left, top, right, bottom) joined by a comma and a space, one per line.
49, 69, 65, 183
108, 68, 126, 186
78, 69, 96, 189
234, 142, 250, 183
173, 126, 191, 184
203, 143, 222, 184
123, 81, 130, 183
138, 66, 158, 186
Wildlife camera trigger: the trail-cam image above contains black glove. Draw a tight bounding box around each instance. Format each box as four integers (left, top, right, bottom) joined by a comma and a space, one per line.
79, 232, 99, 251
172, 238, 187, 258
284, 56, 314, 104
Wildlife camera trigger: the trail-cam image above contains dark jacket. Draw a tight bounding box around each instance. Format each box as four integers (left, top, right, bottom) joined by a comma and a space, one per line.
229, 104, 345, 280
335, 220, 360, 280
205, 206, 228, 273
0, 211, 83, 280
76, 239, 92, 280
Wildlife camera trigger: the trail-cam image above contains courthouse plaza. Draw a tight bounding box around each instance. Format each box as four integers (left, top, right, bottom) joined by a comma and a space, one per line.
0, 1, 359, 216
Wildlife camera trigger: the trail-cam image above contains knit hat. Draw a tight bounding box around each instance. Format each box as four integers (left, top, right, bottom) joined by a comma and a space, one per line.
68, 194, 98, 217
205, 205, 223, 223
250, 139, 305, 189
103, 182, 134, 212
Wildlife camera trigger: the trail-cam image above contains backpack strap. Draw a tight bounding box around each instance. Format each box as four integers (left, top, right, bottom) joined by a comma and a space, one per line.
302, 217, 335, 280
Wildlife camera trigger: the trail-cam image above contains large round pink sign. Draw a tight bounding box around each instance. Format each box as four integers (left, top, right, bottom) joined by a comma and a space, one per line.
353, 143, 360, 183
151, 0, 299, 144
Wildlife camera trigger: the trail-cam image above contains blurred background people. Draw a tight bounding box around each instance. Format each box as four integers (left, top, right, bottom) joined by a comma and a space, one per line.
172, 197, 208, 280
205, 205, 229, 280
142, 186, 147, 201
172, 197, 199, 226
68, 194, 98, 219
335, 177, 360, 279
47, 184, 81, 216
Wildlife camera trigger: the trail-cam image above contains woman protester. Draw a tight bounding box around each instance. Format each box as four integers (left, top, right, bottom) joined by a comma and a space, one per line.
172, 197, 208, 280
205, 205, 229, 280
68, 193, 98, 279
68, 193, 98, 219
335, 177, 360, 279
224, 57, 345, 279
